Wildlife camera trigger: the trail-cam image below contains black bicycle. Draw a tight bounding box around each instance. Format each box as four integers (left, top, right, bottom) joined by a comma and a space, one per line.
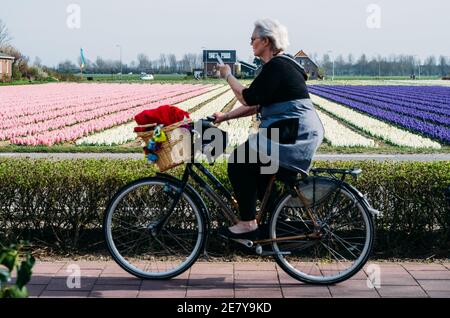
103, 117, 379, 285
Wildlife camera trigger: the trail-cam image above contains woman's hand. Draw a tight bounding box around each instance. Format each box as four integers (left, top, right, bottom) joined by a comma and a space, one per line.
217, 64, 231, 79
212, 111, 228, 124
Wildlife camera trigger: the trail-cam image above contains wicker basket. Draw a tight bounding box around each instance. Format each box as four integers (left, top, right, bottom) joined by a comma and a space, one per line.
135, 120, 192, 172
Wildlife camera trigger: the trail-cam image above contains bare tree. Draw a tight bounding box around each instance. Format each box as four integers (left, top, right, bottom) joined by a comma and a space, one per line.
159, 54, 167, 73
0, 19, 12, 48
34, 56, 42, 67
137, 53, 151, 72
167, 54, 177, 73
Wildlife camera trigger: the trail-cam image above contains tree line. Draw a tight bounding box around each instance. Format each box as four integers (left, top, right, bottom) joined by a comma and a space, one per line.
57, 52, 450, 77
314, 53, 450, 77
56, 53, 204, 75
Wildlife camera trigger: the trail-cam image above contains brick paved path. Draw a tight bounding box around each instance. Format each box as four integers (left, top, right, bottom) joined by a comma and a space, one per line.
18, 261, 450, 298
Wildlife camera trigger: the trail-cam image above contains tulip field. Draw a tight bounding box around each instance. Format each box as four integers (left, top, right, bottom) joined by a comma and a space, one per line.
0, 82, 449, 151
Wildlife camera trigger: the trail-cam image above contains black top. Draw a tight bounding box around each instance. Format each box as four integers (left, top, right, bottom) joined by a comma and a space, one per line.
242, 55, 310, 107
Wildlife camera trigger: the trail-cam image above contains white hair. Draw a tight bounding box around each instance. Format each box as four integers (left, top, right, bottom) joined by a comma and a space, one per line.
254, 18, 290, 52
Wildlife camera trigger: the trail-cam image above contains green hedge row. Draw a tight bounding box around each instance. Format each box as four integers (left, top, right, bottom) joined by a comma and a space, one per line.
0, 159, 448, 258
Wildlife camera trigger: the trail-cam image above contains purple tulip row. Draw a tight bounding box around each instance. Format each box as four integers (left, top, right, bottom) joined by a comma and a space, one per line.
308, 86, 450, 144
314, 86, 450, 115
309, 86, 450, 126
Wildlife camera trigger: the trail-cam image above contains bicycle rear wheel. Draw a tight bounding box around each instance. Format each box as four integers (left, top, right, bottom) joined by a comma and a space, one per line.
270, 180, 375, 285
103, 177, 206, 279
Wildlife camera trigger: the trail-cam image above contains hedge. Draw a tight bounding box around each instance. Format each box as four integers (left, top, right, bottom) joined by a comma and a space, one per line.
0, 158, 448, 258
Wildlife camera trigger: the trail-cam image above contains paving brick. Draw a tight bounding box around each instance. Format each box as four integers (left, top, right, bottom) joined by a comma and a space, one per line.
141, 279, 188, 290
46, 277, 97, 291
188, 274, 233, 288
96, 274, 141, 286
234, 271, 278, 283
376, 285, 428, 298
186, 287, 234, 298
331, 291, 380, 298
408, 271, 450, 280
234, 262, 276, 271
28, 275, 52, 285
89, 285, 139, 298
329, 279, 378, 292
321, 270, 367, 280
190, 263, 234, 275
426, 291, 450, 298
138, 289, 187, 298
55, 269, 103, 278
27, 284, 47, 297
235, 287, 282, 298
40, 290, 91, 298
402, 263, 447, 271
282, 285, 331, 298
61, 262, 107, 271
418, 280, 450, 291
378, 275, 418, 286
33, 262, 66, 274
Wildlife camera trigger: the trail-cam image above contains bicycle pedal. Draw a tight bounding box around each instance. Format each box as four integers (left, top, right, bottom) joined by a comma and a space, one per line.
230, 238, 254, 248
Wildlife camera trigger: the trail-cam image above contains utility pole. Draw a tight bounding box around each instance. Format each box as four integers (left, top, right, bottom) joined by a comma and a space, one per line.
116, 44, 122, 81
327, 50, 334, 80
202, 47, 208, 79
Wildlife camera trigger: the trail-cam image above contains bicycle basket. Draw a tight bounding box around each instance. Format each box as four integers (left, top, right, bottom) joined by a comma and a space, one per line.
135, 119, 193, 172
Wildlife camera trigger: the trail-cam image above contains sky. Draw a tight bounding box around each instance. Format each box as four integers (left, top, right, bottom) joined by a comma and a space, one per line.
1, 0, 449, 66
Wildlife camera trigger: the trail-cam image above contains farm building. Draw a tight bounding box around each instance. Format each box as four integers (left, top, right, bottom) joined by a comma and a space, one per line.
0, 53, 15, 82
235, 60, 257, 78
294, 50, 321, 79
203, 50, 236, 77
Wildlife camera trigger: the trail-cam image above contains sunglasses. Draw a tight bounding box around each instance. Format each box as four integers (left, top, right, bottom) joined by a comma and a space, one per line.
250, 37, 261, 44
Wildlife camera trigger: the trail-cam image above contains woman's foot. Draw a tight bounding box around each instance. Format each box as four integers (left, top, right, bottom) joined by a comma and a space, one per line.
229, 220, 258, 234
218, 220, 259, 240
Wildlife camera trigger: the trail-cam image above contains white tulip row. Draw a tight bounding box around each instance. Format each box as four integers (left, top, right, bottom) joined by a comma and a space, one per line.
189, 90, 236, 121
219, 102, 255, 146
310, 94, 442, 149
176, 85, 229, 111
218, 102, 376, 148
315, 109, 376, 147
75, 121, 137, 146
76, 87, 234, 146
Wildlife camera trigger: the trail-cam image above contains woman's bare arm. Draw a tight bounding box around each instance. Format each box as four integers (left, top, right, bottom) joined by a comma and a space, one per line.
213, 104, 258, 124
226, 75, 249, 106
226, 104, 258, 120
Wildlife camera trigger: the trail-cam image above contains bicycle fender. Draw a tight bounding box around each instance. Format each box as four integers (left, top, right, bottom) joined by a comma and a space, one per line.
342, 182, 382, 218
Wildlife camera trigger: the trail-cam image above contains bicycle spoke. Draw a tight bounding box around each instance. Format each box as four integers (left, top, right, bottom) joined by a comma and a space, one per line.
105, 179, 204, 278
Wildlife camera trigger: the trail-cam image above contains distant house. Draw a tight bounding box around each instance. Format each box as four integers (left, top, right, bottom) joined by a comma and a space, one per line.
0, 53, 15, 82
236, 60, 257, 78
203, 50, 236, 77
294, 50, 321, 80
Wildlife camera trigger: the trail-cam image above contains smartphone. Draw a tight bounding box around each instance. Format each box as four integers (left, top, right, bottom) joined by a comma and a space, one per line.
216, 54, 224, 66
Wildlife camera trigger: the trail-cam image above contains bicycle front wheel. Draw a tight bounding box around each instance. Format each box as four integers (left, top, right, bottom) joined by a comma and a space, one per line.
104, 177, 206, 279
270, 181, 375, 285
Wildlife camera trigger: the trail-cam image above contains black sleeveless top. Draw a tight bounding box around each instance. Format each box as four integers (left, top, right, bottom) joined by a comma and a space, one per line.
242, 54, 310, 107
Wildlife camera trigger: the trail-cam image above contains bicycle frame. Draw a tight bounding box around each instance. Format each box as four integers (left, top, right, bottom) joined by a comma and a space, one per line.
155, 161, 375, 247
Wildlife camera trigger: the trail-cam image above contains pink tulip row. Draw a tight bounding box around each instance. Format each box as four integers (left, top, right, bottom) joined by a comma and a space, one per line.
8, 84, 214, 146
1, 83, 148, 118
0, 88, 179, 130
0, 84, 213, 136
0, 83, 215, 122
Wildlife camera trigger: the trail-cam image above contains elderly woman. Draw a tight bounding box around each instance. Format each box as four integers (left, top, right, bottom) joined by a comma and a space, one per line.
214, 18, 324, 240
